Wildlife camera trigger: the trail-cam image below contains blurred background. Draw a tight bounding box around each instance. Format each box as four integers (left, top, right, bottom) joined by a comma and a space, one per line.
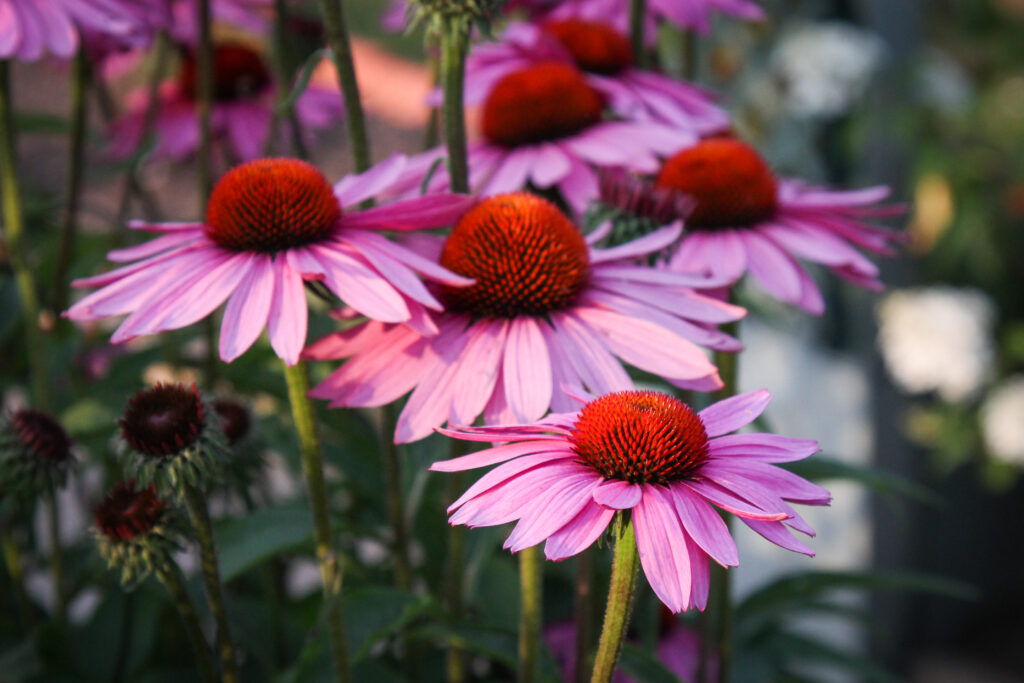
2, 0, 1023, 681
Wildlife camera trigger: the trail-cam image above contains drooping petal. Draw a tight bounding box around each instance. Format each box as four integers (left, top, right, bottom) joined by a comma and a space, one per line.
503, 316, 553, 423
544, 501, 615, 561
669, 484, 739, 567
698, 389, 772, 437
219, 253, 274, 362
267, 255, 308, 365
633, 485, 693, 613
592, 480, 643, 509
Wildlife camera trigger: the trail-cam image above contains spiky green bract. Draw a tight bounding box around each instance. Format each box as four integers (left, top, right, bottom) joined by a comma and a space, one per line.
0, 409, 75, 502
409, 0, 503, 36
92, 481, 185, 589
117, 384, 229, 502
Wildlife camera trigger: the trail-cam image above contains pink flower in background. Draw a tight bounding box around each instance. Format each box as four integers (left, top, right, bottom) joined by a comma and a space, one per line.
515, 0, 764, 36
65, 156, 476, 365
432, 388, 829, 613
0, 0, 161, 61
107, 42, 341, 163
394, 61, 694, 214
607, 137, 902, 313
305, 193, 743, 443
461, 20, 728, 134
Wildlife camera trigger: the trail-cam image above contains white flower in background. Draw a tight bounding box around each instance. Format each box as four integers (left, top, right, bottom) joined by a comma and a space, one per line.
981, 376, 1024, 466
915, 48, 973, 114
876, 287, 995, 402
770, 21, 885, 118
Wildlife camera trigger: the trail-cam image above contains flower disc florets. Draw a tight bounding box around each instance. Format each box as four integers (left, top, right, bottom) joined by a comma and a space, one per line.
93, 480, 182, 587
204, 158, 342, 253
571, 391, 710, 484
118, 384, 227, 499
439, 193, 590, 318
482, 62, 604, 147
0, 408, 75, 498
212, 399, 251, 448
178, 43, 272, 102
543, 19, 633, 75
655, 138, 778, 229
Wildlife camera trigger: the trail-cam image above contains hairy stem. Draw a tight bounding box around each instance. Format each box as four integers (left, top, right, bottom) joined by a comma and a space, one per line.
440, 15, 469, 193
183, 484, 239, 683
518, 545, 543, 683
51, 48, 89, 314
156, 562, 218, 683
0, 61, 48, 408
315, 0, 371, 172
282, 360, 351, 683
590, 517, 640, 683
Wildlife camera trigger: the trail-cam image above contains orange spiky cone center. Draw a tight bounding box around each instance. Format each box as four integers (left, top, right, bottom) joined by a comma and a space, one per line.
543, 19, 633, 75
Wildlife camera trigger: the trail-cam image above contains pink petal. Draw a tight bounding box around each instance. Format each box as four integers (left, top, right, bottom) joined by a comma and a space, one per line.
451, 319, 509, 425
340, 194, 476, 232
698, 389, 772, 438
669, 484, 739, 567
308, 244, 410, 322
504, 472, 603, 552
219, 254, 274, 362
633, 485, 693, 613
544, 501, 616, 561
447, 451, 579, 513
503, 316, 553, 423
431, 440, 574, 473
589, 223, 682, 264
267, 256, 308, 365
333, 153, 408, 206
741, 519, 815, 556
706, 434, 820, 463
592, 480, 643, 509
681, 479, 789, 521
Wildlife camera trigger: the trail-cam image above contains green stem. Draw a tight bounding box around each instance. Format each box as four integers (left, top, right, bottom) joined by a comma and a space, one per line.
0, 61, 48, 408
439, 15, 469, 193
183, 484, 239, 683
681, 31, 698, 81
46, 485, 67, 621
518, 545, 543, 683
700, 317, 740, 683
574, 548, 596, 683
51, 48, 89, 314
315, 0, 371, 172
589, 517, 640, 683
422, 42, 441, 151
2, 524, 31, 627
629, 0, 647, 68
380, 403, 412, 590
156, 562, 218, 683
282, 360, 351, 683
196, 0, 213, 198
444, 440, 466, 683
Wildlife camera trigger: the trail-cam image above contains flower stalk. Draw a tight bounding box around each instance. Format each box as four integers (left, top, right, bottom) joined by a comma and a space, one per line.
183, 483, 239, 683
440, 13, 470, 193
0, 61, 49, 409
52, 47, 89, 314
518, 545, 543, 683
155, 562, 218, 683
282, 360, 351, 683
315, 0, 371, 173
590, 516, 640, 683
380, 403, 412, 590
629, 0, 647, 68
1, 524, 31, 626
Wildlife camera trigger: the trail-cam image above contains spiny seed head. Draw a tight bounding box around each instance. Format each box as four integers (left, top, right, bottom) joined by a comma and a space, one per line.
482, 62, 604, 147
440, 193, 590, 318
204, 158, 341, 252
10, 409, 72, 464
571, 391, 710, 484
178, 43, 272, 102
655, 138, 778, 229
93, 480, 166, 542
212, 399, 250, 447
120, 383, 205, 458
543, 19, 633, 75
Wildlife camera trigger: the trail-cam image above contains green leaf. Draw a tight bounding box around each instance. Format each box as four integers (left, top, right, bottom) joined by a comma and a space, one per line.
14, 111, 69, 134
408, 622, 562, 681
737, 570, 977, 623
59, 398, 117, 437
781, 457, 941, 505
767, 631, 901, 683
277, 48, 330, 114
619, 643, 683, 683
343, 588, 433, 661
215, 505, 314, 581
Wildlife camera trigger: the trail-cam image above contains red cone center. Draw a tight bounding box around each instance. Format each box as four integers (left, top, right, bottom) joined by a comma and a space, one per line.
655, 138, 778, 229
543, 19, 633, 75
571, 391, 709, 484
179, 43, 272, 102
440, 193, 590, 318
11, 409, 72, 462
94, 480, 166, 541
204, 158, 341, 252
120, 383, 205, 458
483, 62, 604, 147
